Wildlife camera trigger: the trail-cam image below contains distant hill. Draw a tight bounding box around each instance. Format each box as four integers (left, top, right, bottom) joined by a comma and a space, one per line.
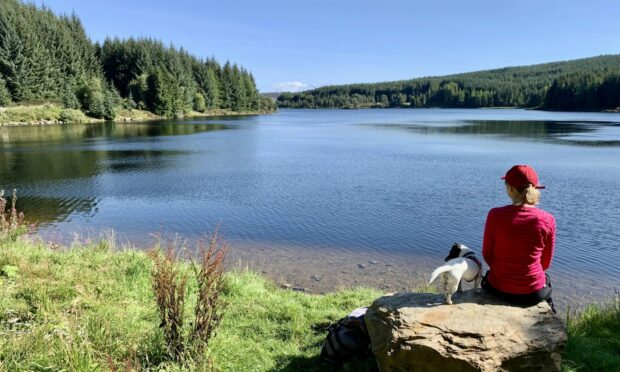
277, 55, 620, 111
260, 92, 281, 100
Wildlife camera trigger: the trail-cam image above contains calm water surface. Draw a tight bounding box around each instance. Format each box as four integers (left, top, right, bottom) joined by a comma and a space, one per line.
1, 109, 619, 308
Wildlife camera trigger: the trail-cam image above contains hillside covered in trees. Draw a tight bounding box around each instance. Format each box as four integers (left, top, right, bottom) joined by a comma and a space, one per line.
0, 0, 275, 121
278, 55, 620, 111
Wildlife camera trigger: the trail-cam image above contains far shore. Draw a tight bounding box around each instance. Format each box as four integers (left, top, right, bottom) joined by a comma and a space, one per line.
276, 104, 620, 113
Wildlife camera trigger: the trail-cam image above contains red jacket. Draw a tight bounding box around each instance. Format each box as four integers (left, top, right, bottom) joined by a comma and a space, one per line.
482, 205, 556, 294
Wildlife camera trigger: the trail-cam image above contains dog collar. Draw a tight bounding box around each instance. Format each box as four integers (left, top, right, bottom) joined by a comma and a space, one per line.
462, 251, 483, 274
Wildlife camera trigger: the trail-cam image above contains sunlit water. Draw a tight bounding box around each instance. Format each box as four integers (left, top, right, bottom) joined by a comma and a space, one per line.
1, 109, 619, 309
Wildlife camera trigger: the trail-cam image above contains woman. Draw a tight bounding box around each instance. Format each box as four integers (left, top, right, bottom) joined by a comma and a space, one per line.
482, 165, 556, 312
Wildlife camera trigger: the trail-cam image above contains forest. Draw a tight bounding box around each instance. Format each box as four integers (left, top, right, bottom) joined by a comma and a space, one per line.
0, 0, 275, 120
277, 55, 620, 111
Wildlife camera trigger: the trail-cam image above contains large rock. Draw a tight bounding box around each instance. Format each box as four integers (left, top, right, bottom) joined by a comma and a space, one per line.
365, 289, 566, 372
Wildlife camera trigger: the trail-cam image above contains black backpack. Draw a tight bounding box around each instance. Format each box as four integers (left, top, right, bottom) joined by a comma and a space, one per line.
320, 307, 371, 366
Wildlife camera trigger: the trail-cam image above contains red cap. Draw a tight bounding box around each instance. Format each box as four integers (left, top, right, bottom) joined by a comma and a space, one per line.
501, 165, 545, 190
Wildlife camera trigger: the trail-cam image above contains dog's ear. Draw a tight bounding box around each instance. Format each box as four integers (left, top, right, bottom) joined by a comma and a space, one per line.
445, 244, 462, 261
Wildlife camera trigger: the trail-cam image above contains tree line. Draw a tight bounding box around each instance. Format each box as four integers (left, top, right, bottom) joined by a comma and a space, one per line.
0, 0, 275, 119
277, 55, 620, 111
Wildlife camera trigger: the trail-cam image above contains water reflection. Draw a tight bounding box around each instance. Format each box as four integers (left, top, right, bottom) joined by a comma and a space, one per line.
0, 121, 230, 145
375, 120, 620, 146
15, 196, 98, 225
0, 121, 230, 225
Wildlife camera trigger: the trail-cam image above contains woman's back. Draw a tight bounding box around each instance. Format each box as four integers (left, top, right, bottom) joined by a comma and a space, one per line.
483, 204, 555, 294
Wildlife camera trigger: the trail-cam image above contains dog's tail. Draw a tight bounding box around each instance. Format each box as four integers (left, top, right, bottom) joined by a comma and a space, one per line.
428, 265, 452, 285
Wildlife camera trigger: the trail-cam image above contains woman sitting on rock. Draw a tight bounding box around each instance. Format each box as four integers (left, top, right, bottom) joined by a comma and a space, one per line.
482, 164, 556, 312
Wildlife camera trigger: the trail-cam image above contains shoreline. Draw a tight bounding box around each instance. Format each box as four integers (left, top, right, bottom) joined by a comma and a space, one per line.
35, 229, 618, 312
276, 105, 620, 113
0, 235, 618, 370
0, 104, 276, 127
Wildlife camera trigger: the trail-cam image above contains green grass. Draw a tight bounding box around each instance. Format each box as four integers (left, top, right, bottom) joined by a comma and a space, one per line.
115, 108, 162, 122
0, 236, 618, 371
0, 237, 380, 370
0, 104, 63, 123
0, 104, 103, 125
563, 297, 620, 371
0, 105, 274, 126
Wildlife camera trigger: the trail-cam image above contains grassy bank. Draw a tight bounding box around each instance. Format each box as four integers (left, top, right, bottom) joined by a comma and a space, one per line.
0, 236, 379, 370
0, 104, 275, 126
563, 297, 620, 371
0, 236, 618, 370
0, 104, 101, 126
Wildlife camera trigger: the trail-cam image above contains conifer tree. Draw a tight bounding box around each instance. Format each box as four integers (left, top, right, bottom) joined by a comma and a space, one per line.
0, 0, 265, 118
0, 76, 10, 105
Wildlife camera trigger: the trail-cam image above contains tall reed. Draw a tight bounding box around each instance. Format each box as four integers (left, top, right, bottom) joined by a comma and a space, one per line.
0, 189, 27, 242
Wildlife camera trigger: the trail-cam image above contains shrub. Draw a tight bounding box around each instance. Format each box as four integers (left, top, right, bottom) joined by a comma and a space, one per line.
150, 246, 188, 361
76, 78, 117, 120
59, 109, 89, 123
189, 230, 229, 353
149, 230, 229, 361
77, 78, 105, 118
193, 92, 206, 112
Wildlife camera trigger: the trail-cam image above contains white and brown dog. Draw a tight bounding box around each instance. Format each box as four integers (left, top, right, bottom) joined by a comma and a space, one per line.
428, 243, 482, 304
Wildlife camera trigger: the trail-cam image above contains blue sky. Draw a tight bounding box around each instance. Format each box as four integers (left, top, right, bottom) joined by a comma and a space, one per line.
37, 0, 620, 92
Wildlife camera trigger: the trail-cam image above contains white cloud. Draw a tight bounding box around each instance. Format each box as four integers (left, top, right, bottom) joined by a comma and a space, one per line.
272, 81, 309, 92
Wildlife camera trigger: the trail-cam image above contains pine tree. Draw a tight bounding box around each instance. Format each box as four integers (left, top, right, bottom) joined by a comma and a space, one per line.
0, 76, 10, 105
0, 0, 265, 117
204, 61, 220, 109
220, 62, 233, 109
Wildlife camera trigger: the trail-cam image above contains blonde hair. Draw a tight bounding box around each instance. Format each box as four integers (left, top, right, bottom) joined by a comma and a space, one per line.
509, 183, 541, 206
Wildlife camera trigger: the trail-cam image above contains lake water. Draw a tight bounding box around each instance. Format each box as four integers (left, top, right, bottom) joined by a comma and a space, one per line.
1, 108, 619, 309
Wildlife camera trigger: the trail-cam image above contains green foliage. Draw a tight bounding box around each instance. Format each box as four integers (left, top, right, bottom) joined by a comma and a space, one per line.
0, 76, 10, 105
0, 265, 18, 279
0, 236, 379, 370
563, 297, 620, 371
260, 96, 277, 111
278, 55, 620, 111
193, 92, 206, 112
0, 103, 62, 123
76, 77, 105, 118
75, 77, 117, 120
99, 39, 264, 117
202, 61, 221, 109
146, 68, 177, 117
0, 1, 267, 120
103, 82, 120, 120
60, 84, 80, 110
0, 0, 102, 104
59, 108, 88, 123
544, 72, 620, 111
128, 74, 148, 109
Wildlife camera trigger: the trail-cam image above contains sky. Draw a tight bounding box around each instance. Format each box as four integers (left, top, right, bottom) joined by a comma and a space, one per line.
36, 0, 620, 92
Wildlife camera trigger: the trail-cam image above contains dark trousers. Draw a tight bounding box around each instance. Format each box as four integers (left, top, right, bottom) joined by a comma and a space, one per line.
481, 272, 555, 312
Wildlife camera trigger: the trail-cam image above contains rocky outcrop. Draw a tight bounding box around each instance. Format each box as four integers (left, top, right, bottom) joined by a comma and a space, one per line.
365, 289, 566, 372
